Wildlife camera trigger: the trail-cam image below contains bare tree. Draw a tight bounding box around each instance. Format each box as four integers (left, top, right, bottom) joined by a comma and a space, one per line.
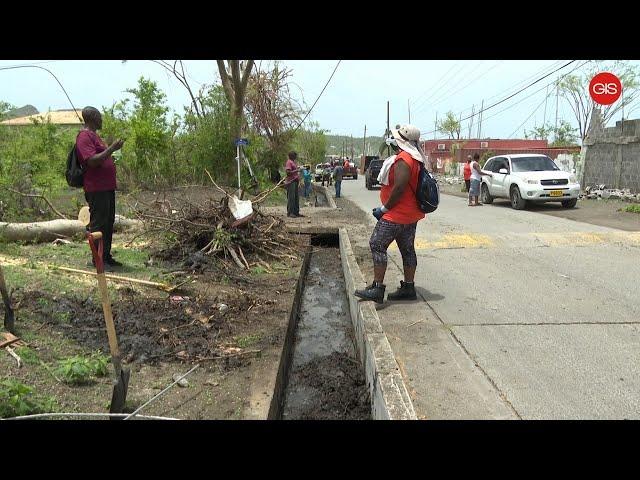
216, 60, 255, 140
558, 60, 640, 141
243, 61, 302, 169
152, 60, 204, 118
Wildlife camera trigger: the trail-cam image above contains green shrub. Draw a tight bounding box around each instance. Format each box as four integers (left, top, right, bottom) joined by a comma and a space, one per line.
55, 353, 110, 385
0, 379, 57, 418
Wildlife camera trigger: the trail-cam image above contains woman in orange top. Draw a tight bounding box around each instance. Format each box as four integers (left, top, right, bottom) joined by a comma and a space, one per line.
355, 124, 428, 304
463, 155, 472, 193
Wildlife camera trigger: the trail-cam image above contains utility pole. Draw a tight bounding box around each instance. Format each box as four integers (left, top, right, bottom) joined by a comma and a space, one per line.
543, 85, 549, 129
408, 99, 411, 123
555, 80, 559, 133
350, 134, 354, 160
387, 101, 390, 157
477, 100, 484, 139
434, 111, 438, 140
468, 104, 475, 139
363, 125, 367, 168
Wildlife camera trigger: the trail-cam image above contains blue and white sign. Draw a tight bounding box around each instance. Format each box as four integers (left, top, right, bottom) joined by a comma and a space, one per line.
235, 138, 249, 146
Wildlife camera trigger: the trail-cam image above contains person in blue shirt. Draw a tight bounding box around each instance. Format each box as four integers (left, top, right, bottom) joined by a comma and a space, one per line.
302, 166, 313, 198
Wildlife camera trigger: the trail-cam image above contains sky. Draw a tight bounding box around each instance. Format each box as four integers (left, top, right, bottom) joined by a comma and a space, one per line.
1, 60, 638, 140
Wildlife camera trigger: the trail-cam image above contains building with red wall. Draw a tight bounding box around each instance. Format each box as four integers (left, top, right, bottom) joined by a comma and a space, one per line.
422, 138, 579, 173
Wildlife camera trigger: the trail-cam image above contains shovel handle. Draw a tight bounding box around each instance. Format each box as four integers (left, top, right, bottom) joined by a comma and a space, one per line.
87, 231, 121, 364
96, 273, 122, 364
87, 231, 104, 274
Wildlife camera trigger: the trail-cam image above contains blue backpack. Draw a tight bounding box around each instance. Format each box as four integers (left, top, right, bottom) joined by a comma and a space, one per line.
412, 161, 439, 213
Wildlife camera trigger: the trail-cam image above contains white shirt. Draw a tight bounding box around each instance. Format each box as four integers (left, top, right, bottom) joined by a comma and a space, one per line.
470, 161, 482, 181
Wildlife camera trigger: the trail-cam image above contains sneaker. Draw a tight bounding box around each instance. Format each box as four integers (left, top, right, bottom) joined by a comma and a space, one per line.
354, 281, 386, 304
387, 281, 417, 301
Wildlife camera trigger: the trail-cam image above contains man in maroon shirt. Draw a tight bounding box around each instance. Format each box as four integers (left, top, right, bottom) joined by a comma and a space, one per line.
76, 106, 125, 268
284, 151, 303, 218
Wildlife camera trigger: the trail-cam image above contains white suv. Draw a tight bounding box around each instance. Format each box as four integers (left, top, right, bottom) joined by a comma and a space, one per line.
480, 154, 580, 210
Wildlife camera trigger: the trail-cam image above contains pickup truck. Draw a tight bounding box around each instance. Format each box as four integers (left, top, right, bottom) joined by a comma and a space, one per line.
341, 161, 358, 180
365, 159, 384, 189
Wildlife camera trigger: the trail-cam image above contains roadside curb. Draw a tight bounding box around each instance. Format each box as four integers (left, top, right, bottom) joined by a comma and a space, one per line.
339, 228, 417, 420
312, 183, 337, 209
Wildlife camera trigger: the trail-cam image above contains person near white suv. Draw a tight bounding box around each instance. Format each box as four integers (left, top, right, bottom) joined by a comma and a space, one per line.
469, 153, 493, 206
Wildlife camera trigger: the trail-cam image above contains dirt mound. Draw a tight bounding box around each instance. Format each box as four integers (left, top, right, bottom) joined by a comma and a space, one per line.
19, 288, 280, 365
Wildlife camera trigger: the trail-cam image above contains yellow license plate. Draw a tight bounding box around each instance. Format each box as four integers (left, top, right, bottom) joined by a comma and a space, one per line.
549, 190, 563, 197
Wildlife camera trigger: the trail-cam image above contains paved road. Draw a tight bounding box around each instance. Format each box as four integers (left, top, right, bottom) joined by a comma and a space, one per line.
339, 177, 640, 419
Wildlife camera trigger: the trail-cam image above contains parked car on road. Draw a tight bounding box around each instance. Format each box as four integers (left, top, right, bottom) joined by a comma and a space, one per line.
365, 159, 384, 189
480, 154, 580, 209
314, 163, 325, 182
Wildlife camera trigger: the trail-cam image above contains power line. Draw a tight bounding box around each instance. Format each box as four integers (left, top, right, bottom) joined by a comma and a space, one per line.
410, 61, 462, 108
0, 64, 82, 121
508, 93, 552, 138
448, 60, 566, 120
419, 60, 587, 137
293, 60, 341, 133
425, 60, 503, 113
414, 62, 470, 111
475, 60, 591, 132
412, 61, 483, 116
414, 60, 566, 134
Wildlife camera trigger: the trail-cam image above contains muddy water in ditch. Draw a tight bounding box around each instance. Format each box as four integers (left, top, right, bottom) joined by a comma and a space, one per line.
282, 243, 370, 420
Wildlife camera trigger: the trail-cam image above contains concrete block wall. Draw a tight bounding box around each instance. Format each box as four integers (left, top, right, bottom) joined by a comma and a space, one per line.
583, 119, 640, 192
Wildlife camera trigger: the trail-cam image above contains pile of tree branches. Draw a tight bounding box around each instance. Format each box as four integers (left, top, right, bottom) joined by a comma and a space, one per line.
131, 175, 299, 274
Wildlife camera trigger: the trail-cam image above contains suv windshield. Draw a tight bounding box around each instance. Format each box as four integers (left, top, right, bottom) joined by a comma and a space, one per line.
511, 156, 559, 172
370, 161, 383, 169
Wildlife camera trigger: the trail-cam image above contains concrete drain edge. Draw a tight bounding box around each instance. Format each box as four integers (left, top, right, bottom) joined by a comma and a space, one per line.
339, 228, 417, 420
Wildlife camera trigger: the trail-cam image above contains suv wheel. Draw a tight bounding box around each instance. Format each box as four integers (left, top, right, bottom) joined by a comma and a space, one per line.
561, 198, 577, 208
481, 183, 493, 204
510, 186, 527, 210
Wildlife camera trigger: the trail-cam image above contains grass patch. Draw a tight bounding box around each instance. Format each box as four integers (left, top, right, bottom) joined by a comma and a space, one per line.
236, 334, 261, 348
14, 346, 40, 366
621, 204, 640, 214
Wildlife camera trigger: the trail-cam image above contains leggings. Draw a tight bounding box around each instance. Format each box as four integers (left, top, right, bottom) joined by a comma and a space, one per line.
369, 219, 418, 268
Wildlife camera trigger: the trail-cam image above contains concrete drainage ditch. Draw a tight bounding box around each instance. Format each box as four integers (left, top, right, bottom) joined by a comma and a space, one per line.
268, 229, 416, 420
277, 233, 370, 419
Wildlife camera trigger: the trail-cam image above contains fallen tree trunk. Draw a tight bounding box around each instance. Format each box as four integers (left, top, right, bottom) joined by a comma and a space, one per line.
0, 215, 142, 243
